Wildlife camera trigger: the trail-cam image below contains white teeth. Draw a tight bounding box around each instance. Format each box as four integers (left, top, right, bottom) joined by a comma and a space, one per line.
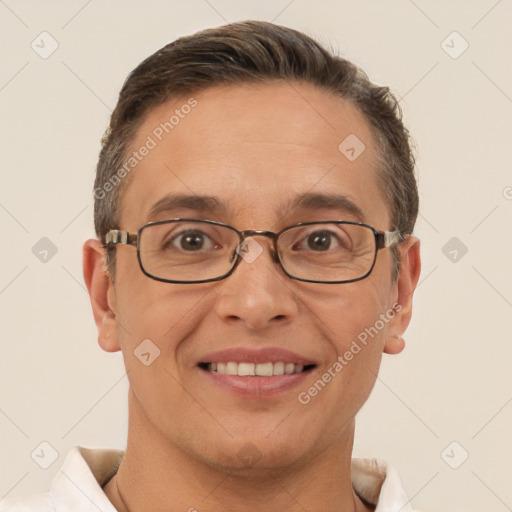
226, 362, 238, 375
255, 362, 273, 376
273, 361, 284, 376
207, 361, 309, 376
238, 362, 255, 376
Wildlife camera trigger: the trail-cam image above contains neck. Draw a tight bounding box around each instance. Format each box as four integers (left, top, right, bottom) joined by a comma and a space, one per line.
104, 388, 373, 512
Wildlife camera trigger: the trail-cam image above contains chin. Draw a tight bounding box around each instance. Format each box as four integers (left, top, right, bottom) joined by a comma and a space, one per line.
189, 433, 313, 475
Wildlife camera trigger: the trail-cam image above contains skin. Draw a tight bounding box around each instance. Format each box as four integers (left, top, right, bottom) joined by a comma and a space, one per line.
83, 81, 421, 512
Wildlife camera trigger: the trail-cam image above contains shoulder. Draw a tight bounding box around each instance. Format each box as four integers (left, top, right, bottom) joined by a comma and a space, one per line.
352, 457, 421, 512
0, 446, 123, 512
0, 492, 54, 511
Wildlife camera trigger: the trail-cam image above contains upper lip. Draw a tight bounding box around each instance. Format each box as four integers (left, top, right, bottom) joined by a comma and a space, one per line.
198, 347, 317, 366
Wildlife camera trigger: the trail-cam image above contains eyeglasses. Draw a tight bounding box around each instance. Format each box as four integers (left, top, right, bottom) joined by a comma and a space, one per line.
104, 218, 404, 284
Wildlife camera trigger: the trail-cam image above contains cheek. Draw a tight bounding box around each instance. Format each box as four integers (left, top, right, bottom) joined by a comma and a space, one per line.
302, 281, 391, 409
115, 280, 205, 357
112, 278, 209, 434
114, 250, 196, 343
314, 277, 390, 347
113, 267, 217, 412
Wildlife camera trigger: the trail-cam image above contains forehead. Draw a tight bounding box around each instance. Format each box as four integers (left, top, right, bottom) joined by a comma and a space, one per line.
119, 81, 389, 229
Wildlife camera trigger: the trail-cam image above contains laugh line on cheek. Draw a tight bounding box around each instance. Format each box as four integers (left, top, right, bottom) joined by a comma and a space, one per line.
298, 302, 401, 405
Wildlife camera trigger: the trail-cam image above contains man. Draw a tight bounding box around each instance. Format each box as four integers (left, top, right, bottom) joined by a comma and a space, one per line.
1, 20, 421, 511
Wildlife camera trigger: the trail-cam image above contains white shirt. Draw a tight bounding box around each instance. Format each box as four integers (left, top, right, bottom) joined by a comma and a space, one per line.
0, 447, 419, 511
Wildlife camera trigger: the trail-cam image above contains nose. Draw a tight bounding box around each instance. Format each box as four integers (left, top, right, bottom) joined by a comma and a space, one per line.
213, 237, 300, 330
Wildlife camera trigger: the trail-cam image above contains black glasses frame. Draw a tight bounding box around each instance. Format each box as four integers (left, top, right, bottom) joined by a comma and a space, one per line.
104, 218, 404, 284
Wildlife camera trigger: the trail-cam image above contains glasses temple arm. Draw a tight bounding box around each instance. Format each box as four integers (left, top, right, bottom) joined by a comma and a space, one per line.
377, 229, 405, 249
104, 229, 138, 247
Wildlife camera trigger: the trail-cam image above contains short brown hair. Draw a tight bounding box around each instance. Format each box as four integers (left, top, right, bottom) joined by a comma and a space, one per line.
94, 20, 418, 277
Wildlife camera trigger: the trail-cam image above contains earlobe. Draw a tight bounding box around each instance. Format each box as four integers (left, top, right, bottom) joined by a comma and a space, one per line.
83, 239, 121, 353
383, 334, 405, 355
383, 236, 421, 355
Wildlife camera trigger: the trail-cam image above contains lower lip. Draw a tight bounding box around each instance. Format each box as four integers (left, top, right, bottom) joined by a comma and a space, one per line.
199, 367, 314, 398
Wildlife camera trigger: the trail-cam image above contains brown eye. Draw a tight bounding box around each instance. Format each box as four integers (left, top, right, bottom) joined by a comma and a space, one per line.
167, 230, 215, 251
306, 231, 335, 251
292, 228, 350, 253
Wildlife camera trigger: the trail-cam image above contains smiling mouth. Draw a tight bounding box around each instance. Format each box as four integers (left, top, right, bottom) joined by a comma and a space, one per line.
198, 361, 316, 376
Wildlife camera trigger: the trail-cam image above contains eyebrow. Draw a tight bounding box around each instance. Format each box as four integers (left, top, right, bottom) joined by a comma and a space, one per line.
147, 194, 228, 222
290, 192, 365, 222
146, 192, 365, 223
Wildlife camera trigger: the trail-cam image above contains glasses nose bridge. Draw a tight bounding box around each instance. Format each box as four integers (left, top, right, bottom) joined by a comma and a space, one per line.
238, 229, 279, 261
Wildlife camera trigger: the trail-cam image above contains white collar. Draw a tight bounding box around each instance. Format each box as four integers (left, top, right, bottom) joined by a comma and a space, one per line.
0, 447, 418, 511
352, 457, 417, 511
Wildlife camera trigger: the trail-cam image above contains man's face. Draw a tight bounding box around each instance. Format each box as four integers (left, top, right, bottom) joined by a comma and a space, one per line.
104, 82, 412, 470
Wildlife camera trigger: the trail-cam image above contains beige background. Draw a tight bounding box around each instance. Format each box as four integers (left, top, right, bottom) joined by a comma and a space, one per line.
1, 1, 511, 510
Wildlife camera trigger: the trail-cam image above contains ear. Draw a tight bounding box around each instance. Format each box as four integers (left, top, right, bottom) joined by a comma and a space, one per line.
83, 239, 121, 353
384, 235, 421, 355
